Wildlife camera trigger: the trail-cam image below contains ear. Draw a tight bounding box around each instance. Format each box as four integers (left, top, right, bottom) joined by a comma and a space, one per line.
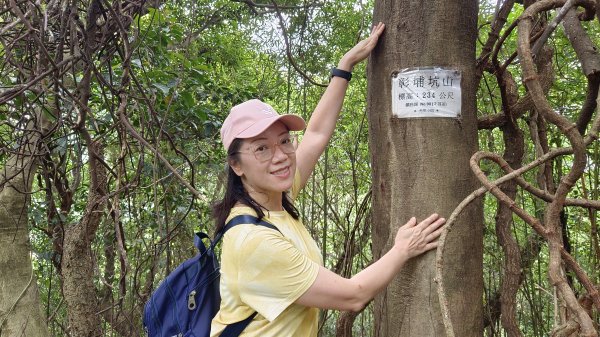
229, 159, 244, 177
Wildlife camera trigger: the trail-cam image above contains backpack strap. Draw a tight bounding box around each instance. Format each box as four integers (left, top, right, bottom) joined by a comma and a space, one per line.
220, 312, 258, 337
215, 214, 281, 336
223, 214, 281, 234
193, 232, 211, 253
212, 214, 282, 247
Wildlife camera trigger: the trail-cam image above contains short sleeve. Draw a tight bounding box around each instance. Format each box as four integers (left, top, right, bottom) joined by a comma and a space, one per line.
290, 168, 302, 201
235, 227, 319, 321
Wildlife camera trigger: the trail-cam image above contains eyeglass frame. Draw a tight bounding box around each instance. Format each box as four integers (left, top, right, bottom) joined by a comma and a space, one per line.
230, 133, 299, 162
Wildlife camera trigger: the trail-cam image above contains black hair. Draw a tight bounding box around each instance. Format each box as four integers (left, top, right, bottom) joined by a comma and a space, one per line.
212, 138, 300, 236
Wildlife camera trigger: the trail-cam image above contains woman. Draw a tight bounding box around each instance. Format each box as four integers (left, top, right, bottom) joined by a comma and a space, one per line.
210, 22, 445, 336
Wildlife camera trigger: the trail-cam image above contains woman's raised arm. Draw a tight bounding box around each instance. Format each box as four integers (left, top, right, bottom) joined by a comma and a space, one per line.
295, 22, 385, 189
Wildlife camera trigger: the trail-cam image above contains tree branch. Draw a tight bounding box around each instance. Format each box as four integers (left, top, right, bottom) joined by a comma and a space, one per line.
271, 0, 328, 87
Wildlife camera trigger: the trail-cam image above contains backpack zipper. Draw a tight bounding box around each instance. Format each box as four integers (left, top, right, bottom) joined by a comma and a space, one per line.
188, 290, 197, 310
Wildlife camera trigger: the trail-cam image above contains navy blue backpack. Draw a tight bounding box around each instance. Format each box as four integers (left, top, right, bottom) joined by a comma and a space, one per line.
143, 215, 280, 337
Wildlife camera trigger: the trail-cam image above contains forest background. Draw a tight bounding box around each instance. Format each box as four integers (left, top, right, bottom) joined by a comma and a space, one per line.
1, 0, 600, 336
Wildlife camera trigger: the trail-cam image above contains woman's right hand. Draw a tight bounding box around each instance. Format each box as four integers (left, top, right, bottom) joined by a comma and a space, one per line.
393, 214, 446, 259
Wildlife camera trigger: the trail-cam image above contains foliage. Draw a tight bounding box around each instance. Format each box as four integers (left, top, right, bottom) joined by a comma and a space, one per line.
1, 0, 600, 336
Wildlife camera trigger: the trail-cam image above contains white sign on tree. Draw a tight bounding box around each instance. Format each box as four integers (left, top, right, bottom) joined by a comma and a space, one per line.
391, 67, 461, 118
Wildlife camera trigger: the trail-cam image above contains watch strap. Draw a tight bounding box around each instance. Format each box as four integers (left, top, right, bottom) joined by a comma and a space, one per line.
330, 67, 352, 81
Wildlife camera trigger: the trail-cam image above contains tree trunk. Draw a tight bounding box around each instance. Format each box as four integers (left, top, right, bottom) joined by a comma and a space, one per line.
61, 134, 108, 337
367, 1, 483, 336
0, 115, 51, 337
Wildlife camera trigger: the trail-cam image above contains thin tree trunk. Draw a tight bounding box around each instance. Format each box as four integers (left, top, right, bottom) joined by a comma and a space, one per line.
61, 133, 108, 337
367, 1, 483, 335
496, 113, 525, 337
59, 1, 109, 333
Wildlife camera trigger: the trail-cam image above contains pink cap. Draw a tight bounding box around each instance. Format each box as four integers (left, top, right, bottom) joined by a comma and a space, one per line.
220, 99, 306, 151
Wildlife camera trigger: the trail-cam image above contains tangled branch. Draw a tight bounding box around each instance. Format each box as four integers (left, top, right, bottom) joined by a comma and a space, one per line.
439, 0, 600, 335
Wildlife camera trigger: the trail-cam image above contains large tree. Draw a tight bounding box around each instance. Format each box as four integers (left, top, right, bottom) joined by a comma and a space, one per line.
366, 1, 483, 336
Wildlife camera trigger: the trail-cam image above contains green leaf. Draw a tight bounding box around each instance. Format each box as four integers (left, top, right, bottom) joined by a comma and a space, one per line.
167, 78, 180, 88
197, 106, 210, 121
181, 91, 194, 108
153, 83, 170, 95
42, 108, 57, 122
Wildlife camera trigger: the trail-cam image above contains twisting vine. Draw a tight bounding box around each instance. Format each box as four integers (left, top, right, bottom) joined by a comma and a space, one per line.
437, 0, 600, 335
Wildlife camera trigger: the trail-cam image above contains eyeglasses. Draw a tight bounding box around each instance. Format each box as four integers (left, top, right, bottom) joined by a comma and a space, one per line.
233, 134, 298, 162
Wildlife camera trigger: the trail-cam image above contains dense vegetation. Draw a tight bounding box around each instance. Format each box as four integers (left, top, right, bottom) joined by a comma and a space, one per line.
1, 0, 599, 336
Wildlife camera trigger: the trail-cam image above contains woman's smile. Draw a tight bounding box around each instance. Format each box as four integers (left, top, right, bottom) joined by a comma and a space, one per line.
270, 166, 291, 178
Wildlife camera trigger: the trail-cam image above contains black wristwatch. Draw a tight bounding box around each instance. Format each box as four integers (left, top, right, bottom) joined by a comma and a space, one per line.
330, 67, 352, 82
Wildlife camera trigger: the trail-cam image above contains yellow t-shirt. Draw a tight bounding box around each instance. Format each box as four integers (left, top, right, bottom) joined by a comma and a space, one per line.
210, 173, 323, 337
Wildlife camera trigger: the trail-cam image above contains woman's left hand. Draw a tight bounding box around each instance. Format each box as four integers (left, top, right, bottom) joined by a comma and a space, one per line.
338, 22, 385, 71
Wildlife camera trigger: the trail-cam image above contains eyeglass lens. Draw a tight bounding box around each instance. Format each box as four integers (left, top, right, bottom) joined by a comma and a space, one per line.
254, 135, 297, 161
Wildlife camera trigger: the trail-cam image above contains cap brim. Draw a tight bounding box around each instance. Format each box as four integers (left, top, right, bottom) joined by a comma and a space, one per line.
236, 114, 306, 139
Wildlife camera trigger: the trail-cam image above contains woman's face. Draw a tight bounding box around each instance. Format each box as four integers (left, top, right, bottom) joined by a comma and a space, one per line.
230, 122, 296, 199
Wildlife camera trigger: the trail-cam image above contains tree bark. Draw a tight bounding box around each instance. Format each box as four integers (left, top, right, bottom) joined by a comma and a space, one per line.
0, 115, 51, 337
61, 135, 108, 337
496, 112, 525, 337
367, 1, 483, 336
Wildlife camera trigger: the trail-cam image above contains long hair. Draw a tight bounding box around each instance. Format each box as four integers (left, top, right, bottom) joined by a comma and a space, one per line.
212, 138, 300, 236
